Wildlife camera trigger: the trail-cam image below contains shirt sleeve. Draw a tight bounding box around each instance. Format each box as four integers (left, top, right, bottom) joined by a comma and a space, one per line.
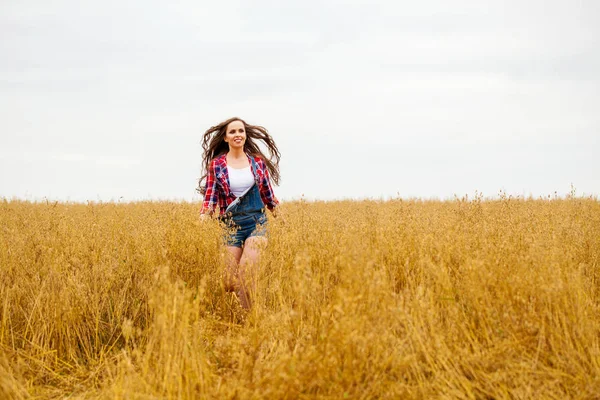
200, 160, 218, 215
259, 160, 279, 211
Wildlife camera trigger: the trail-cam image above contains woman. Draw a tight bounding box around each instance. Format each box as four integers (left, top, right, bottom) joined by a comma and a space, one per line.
198, 117, 281, 309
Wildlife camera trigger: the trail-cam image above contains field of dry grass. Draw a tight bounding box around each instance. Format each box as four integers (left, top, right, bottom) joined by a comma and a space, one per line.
1, 195, 599, 399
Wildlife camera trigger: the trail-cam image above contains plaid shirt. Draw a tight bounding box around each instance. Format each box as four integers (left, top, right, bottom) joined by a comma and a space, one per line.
201, 153, 279, 216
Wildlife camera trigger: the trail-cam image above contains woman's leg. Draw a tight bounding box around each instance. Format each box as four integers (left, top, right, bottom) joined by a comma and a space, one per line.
238, 236, 268, 309
224, 245, 243, 292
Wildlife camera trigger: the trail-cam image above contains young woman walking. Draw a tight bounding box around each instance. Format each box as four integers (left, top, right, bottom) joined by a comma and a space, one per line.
198, 117, 281, 309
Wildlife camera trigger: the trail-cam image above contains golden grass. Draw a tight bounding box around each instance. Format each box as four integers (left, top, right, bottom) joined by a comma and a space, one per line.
1, 195, 599, 399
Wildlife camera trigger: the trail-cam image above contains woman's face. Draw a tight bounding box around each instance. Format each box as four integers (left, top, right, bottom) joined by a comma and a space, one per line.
224, 120, 246, 150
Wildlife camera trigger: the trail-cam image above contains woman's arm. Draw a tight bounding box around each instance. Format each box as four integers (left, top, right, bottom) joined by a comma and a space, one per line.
200, 160, 218, 216
259, 159, 279, 212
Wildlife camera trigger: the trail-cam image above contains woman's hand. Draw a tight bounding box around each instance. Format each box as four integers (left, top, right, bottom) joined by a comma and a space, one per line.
199, 213, 211, 222
271, 207, 286, 225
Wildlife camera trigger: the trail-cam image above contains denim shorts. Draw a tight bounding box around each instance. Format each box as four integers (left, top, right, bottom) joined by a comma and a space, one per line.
223, 211, 267, 248
221, 176, 268, 248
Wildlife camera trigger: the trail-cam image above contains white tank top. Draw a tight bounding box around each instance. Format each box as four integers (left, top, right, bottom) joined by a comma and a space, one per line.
227, 166, 254, 197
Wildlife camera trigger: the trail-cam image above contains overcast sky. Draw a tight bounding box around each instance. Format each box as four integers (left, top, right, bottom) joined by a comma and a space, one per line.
1, 0, 598, 202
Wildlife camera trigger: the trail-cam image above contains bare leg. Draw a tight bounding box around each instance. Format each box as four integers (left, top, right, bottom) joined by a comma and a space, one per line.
224, 245, 255, 310
238, 236, 267, 309
224, 246, 242, 292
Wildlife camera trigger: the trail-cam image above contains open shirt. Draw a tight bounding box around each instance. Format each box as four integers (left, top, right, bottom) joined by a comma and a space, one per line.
200, 153, 279, 216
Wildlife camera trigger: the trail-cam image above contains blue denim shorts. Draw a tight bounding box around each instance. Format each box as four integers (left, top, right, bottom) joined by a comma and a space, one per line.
223, 212, 267, 248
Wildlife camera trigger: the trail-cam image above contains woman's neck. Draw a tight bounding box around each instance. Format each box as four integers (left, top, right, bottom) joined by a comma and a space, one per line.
227, 148, 246, 159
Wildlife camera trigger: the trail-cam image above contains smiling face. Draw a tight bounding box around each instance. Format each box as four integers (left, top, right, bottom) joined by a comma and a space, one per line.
224, 120, 246, 150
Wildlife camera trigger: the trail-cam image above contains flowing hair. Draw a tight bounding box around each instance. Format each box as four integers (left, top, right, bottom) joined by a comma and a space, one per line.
197, 117, 281, 195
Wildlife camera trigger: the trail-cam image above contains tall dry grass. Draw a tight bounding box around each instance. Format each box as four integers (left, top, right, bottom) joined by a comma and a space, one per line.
0, 195, 599, 399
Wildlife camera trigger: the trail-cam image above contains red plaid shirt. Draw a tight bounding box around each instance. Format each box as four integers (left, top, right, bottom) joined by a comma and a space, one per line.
201, 153, 279, 216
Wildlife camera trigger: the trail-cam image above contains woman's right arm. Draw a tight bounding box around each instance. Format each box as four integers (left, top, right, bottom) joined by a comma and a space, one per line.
200, 160, 218, 216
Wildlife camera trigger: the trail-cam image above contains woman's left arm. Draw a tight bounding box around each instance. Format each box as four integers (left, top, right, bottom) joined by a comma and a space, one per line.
259, 160, 279, 212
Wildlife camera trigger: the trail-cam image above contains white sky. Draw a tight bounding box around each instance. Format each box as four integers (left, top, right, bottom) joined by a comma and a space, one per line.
1, 0, 599, 202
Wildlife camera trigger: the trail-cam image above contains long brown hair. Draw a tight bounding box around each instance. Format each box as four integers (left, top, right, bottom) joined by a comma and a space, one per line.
197, 117, 281, 195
